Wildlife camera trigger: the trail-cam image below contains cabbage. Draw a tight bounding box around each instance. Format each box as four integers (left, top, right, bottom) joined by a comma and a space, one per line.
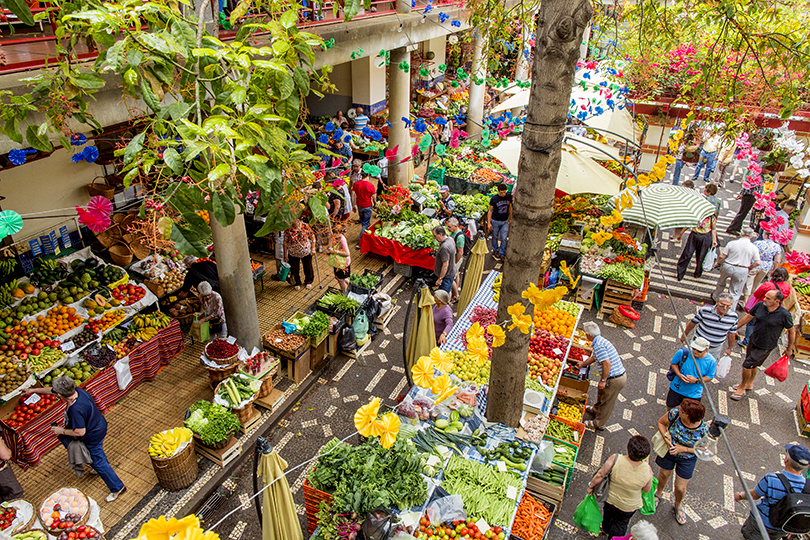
185, 409, 208, 432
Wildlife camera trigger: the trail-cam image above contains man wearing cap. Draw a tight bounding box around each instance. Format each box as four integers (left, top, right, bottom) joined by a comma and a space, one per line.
576, 321, 626, 430
735, 444, 810, 539
666, 337, 716, 408
438, 186, 456, 218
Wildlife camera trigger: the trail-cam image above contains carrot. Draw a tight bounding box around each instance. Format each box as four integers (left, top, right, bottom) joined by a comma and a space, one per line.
512, 492, 553, 539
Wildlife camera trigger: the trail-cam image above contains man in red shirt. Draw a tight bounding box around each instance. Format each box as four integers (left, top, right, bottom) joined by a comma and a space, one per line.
352, 173, 377, 248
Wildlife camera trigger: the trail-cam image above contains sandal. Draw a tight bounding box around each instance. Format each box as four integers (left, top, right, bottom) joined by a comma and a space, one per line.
294, 286, 301, 291
654, 495, 661, 511
675, 507, 687, 525
306, 284, 312, 290
730, 393, 745, 401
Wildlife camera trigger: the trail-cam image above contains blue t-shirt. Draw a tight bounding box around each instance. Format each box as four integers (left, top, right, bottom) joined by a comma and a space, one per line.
754, 471, 808, 529
66, 389, 107, 447
669, 349, 716, 399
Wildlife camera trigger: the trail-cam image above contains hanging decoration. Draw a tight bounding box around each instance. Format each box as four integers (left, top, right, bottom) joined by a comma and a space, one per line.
438, 12, 449, 23
398, 61, 410, 72
323, 38, 335, 50
451, 19, 461, 27
8, 149, 36, 165
413, 118, 428, 133
75, 195, 114, 233
419, 67, 429, 77
70, 133, 87, 146
362, 163, 382, 177
418, 134, 432, 152
0, 210, 23, 240
423, 2, 433, 13
437, 63, 447, 73
350, 48, 364, 59
71, 146, 99, 163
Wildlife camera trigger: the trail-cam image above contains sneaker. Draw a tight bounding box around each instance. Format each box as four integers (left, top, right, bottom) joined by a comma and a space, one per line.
106, 487, 127, 502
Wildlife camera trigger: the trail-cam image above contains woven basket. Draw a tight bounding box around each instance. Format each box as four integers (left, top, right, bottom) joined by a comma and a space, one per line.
130, 237, 152, 260
150, 438, 199, 491
609, 306, 636, 328
40, 489, 90, 535
214, 380, 258, 421
86, 176, 115, 199
94, 224, 122, 248
109, 243, 133, 267
205, 340, 239, 366
203, 362, 239, 388
257, 368, 276, 399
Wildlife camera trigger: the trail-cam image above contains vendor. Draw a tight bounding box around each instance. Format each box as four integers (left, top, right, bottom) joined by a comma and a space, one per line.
196, 281, 227, 338
353, 107, 370, 129
438, 186, 456, 218
180, 257, 220, 296
433, 289, 454, 345
323, 140, 352, 169
332, 110, 349, 129
0, 438, 22, 502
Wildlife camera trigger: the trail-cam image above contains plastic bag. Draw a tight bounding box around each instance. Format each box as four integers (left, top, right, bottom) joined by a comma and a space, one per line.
572, 494, 602, 533
531, 439, 556, 473
703, 247, 717, 272
338, 324, 356, 351
426, 495, 466, 525
716, 355, 732, 379
764, 354, 790, 382
353, 310, 370, 342
191, 319, 209, 342
114, 356, 133, 390
640, 477, 659, 515
363, 509, 395, 540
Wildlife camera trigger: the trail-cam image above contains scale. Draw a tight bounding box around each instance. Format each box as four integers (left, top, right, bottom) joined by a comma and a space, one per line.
410, 191, 428, 213
421, 207, 438, 219
558, 232, 583, 255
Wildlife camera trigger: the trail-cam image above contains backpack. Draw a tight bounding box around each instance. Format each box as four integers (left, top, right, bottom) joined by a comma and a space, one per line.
769, 473, 810, 533
452, 230, 473, 257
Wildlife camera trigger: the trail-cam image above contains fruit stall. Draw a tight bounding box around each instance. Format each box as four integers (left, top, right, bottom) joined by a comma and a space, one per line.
0, 486, 108, 538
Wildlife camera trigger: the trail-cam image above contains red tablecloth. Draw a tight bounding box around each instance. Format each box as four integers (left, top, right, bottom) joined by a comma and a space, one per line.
359, 223, 436, 270
1, 320, 184, 468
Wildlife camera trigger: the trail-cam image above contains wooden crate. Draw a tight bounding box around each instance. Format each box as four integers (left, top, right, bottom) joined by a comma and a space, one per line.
600, 279, 636, 316
526, 464, 569, 505
798, 402, 810, 438
575, 285, 595, 311
344, 337, 372, 359
195, 437, 242, 468
239, 407, 262, 432
375, 306, 397, 329
255, 387, 283, 413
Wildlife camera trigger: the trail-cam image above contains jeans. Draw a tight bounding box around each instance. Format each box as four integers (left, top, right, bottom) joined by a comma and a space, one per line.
672, 158, 685, 186
491, 220, 509, 256
739, 319, 755, 346
438, 276, 454, 293
358, 207, 372, 240
59, 436, 124, 493
693, 150, 718, 181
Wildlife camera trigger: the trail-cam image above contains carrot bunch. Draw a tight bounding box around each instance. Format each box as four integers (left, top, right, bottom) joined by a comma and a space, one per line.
512, 492, 553, 539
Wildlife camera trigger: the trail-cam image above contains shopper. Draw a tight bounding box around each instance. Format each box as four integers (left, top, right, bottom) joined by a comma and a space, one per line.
376, 155, 388, 196
283, 218, 316, 291
432, 226, 457, 294
739, 267, 793, 347
352, 107, 370, 129
487, 183, 512, 261
587, 435, 653, 538
438, 186, 456, 218
445, 217, 465, 303
576, 321, 626, 430
349, 159, 363, 185
179, 257, 220, 296
713, 139, 737, 186
653, 398, 709, 526
692, 131, 721, 182
0, 438, 22, 502
712, 227, 761, 309
329, 140, 353, 168
328, 224, 351, 294
23, 377, 126, 503
744, 232, 784, 301
671, 180, 696, 244
432, 289, 454, 345
766, 199, 797, 233
727, 182, 762, 236
680, 294, 737, 361
736, 444, 810, 540
675, 183, 719, 281
328, 175, 346, 222
331, 110, 349, 129
731, 289, 795, 401
337, 176, 353, 221
352, 173, 376, 247
197, 281, 227, 338
666, 337, 716, 407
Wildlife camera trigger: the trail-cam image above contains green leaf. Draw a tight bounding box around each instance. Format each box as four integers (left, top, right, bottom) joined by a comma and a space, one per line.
343, 0, 361, 21
140, 33, 174, 57
59, 136, 71, 152
231, 85, 247, 105
124, 132, 146, 163
105, 41, 125, 71
212, 192, 236, 226
170, 224, 209, 257
170, 20, 197, 50
293, 66, 310, 95
140, 75, 161, 113
208, 163, 230, 181
25, 124, 52, 152
779, 106, 793, 119
127, 49, 144, 68
1, 0, 33, 25
276, 92, 299, 126
230, 0, 251, 26
69, 72, 105, 89
280, 10, 297, 29
308, 193, 329, 223
163, 147, 182, 174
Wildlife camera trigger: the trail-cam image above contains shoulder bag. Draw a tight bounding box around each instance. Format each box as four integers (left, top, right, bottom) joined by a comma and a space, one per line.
666, 347, 690, 381
592, 454, 617, 504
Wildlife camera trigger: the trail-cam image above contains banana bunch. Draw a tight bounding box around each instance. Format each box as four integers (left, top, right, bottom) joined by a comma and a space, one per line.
101, 328, 126, 345
0, 259, 16, 277
148, 427, 192, 458
132, 326, 158, 342
147, 312, 172, 328
492, 274, 502, 302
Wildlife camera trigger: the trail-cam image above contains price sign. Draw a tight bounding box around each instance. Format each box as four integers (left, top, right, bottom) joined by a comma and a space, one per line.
226, 336, 237, 344
475, 518, 490, 534
506, 485, 518, 500
274, 338, 282, 343
61, 341, 75, 352
496, 461, 507, 472
23, 394, 40, 406
552, 348, 563, 356
426, 455, 440, 467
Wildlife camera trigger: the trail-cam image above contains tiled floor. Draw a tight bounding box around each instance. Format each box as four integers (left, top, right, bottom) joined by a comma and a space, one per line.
13, 224, 389, 529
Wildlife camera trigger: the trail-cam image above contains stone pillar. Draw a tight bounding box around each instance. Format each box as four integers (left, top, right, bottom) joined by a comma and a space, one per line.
352, 56, 387, 114
388, 46, 411, 186
418, 37, 447, 88
210, 212, 261, 351
467, 33, 486, 137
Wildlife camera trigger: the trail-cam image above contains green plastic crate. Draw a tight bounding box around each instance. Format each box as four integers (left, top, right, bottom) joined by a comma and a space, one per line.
426, 166, 445, 185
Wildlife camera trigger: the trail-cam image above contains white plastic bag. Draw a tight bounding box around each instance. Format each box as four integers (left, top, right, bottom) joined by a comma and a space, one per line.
114, 356, 133, 390
716, 354, 732, 379
531, 439, 556, 473
703, 247, 718, 272
426, 495, 466, 525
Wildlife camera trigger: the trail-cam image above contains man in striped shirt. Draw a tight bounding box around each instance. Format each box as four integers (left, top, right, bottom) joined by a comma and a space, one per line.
577, 321, 626, 430
681, 293, 737, 361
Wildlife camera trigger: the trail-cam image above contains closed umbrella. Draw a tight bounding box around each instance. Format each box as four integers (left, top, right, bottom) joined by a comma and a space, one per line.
608, 184, 716, 230
257, 449, 302, 540
405, 283, 436, 373
457, 237, 488, 315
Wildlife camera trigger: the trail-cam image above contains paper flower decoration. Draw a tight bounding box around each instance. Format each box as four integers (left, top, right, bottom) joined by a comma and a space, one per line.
323, 38, 335, 50
507, 303, 532, 334
419, 68, 429, 77
467, 335, 489, 364
318, 134, 329, 145
385, 145, 399, 159
82, 146, 99, 163
334, 128, 345, 140
76, 195, 113, 233
402, 117, 412, 128
466, 321, 484, 341
423, 2, 432, 13
429, 347, 452, 373
414, 119, 428, 133
521, 283, 543, 306
0, 210, 23, 240
398, 61, 410, 72
325, 122, 335, 132
70, 133, 87, 146
362, 163, 382, 177
487, 324, 505, 347
8, 149, 36, 166
343, 134, 352, 143
354, 397, 381, 437
451, 19, 461, 27
378, 412, 401, 449
593, 230, 613, 246
437, 64, 447, 73
350, 48, 364, 59
450, 81, 459, 88
435, 144, 447, 156
134, 515, 219, 540
439, 12, 449, 22
412, 356, 435, 388
419, 134, 431, 152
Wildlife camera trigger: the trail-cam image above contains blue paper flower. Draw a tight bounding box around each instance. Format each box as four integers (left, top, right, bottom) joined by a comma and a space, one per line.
414, 118, 427, 133
298, 130, 307, 137
434, 117, 447, 126
402, 117, 412, 128
82, 146, 99, 163
8, 149, 35, 165
362, 126, 373, 137
582, 72, 591, 79
594, 106, 604, 116
451, 20, 460, 27
439, 12, 449, 22
370, 130, 382, 142
325, 122, 335, 132
70, 133, 87, 146
71, 153, 84, 163
606, 99, 615, 109
504, 112, 512, 119
318, 134, 329, 145
576, 111, 587, 120
411, 0, 415, 6
424, 3, 432, 13
334, 128, 344, 140
343, 134, 352, 143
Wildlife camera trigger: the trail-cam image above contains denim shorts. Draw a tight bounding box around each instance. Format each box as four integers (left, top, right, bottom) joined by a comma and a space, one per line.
656, 451, 698, 480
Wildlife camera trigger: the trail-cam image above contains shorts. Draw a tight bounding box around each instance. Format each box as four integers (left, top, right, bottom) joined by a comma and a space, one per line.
666, 388, 700, 408
743, 345, 772, 369
655, 451, 698, 480
334, 265, 351, 280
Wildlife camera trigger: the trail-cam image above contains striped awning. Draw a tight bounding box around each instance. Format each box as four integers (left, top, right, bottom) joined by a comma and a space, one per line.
608, 184, 716, 230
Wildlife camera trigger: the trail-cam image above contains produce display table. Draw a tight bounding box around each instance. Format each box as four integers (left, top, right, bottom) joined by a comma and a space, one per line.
358, 223, 435, 271
0, 320, 184, 468
440, 270, 500, 353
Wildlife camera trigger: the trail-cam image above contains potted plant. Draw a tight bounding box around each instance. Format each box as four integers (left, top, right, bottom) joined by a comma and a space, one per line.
763, 147, 788, 172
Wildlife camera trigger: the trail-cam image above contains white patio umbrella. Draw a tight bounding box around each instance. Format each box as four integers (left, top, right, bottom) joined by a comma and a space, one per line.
562, 134, 622, 162
491, 89, 530, 113
608, 184, 716, 230
582, 106, 639, 144
487, 138, 623, 196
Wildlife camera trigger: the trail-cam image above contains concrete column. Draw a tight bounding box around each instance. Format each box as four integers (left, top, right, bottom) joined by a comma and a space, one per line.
419, 36, 446, 88
210, 212, 261, 351
467, 33, 486, 137
352, 56, 387, 114
388, 46, 411, 186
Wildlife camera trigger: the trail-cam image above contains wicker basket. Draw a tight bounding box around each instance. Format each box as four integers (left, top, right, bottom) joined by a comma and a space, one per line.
183, 408, 236, 449
94, 224, 122, 248
130, 237, 152, 260
150, 438, 199, 491
256, 368, 276, 399
203, 362, 239, 387
87, 176, 115, 199
205, 340, 239, 366
39, 489, 90, 535
109, 243, 133, 266
214, 379, 258, 423
609, 305, 637, 328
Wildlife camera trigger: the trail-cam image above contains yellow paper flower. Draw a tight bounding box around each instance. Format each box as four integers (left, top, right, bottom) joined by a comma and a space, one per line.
466, 321, 484, 341
487, 324, 505, 347
507, 303, 532, 333
412, 356, 435, 388
593, 231, 612, 246
431, 372, 453, 395
521, 282, 543, 305
467, 335, 489, 364
354, 397, 381, 437
378, 412, 401, 449
434, 384, 458, 404
367, 419, 385, 438
429, 347, 452, 373
136, 516, 220, 540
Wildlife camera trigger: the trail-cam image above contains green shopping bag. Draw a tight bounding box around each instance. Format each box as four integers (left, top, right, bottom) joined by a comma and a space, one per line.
573, 494, 602, 534
640, 477, 659, 515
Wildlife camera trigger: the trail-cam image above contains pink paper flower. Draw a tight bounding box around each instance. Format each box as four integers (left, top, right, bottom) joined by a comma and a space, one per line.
75, 195, 113, 233
764, 204, 778, 218
786, 250, 810, 267
771, 228, 794, 246
754, 191, 776, 210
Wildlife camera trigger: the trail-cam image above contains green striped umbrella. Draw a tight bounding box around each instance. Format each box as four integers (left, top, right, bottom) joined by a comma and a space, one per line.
608, 184, 716, 230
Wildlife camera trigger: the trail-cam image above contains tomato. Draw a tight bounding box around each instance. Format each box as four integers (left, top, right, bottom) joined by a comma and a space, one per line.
493, 528, 502, 534
460, 528, 468, 536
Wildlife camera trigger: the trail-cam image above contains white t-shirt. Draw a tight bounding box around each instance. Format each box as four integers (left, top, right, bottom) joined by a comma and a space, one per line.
723, 237, 761, 267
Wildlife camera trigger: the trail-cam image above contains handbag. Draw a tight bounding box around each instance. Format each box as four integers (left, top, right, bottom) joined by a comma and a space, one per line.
651, 431, 669, 458
666, 347, 689, 382
703, 248, 717, 272
592, 455, 617, 504
328, 253, 348, 270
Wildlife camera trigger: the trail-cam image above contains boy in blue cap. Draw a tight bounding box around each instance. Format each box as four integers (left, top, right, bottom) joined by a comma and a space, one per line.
735, 444, 810, 539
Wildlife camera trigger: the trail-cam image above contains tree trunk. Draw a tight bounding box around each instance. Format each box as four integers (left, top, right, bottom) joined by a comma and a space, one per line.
486, 0, 592, 427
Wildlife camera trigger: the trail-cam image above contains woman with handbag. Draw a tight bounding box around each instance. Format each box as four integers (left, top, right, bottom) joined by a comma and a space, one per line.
328, 224, 352, 293
283, 218, 316, 291
652, 398, 708, 525
587, 435, 653, 538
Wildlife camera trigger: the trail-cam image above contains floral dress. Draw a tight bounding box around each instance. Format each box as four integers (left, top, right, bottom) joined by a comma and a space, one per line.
286, 224, 313, 258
